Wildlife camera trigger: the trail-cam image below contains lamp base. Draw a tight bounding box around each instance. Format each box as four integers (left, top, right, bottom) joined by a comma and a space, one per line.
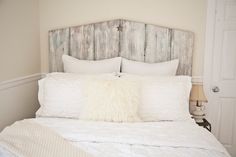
192, 115, 205, 123
192, 106, 205, 123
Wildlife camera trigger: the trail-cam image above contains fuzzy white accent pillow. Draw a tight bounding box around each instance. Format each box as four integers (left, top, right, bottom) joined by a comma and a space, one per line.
80, 79, 141, 122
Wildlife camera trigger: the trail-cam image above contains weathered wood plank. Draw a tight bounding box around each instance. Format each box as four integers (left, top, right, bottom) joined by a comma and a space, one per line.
120, 20, 145, 61
49, 28, 70, 72
70, 24, 94, 60
94, 20, 120, 60
170, 29, 194, 75
49, 19, 194, 76
145, 25, 171, 63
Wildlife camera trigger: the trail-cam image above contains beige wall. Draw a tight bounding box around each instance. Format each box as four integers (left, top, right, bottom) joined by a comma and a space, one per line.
39, 0, 207, 76
0, 0, 40, 130
0, 81, 39, 130
0, 0, 40, 81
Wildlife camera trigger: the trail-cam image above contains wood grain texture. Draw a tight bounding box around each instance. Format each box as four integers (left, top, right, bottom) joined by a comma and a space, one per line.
70, 24, 94, 60
49, 28, 70, 72
145, 25, 171, 63
48, 19, 194, 75
170, 29, 194, 75
94, 20, 120, 60
120, 20, 145, 61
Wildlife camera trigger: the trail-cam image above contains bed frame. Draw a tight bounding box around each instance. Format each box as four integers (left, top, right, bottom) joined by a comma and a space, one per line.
49, 19, 194, 75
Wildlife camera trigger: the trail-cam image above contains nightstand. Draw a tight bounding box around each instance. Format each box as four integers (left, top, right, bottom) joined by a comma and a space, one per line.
196, 118, 211, 132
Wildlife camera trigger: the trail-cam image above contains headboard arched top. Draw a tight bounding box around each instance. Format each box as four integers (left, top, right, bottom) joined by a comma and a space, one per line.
49, 19, 194, 75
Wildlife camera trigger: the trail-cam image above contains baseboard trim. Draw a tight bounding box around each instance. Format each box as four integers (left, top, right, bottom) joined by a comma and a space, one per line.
0, 73, 42, 91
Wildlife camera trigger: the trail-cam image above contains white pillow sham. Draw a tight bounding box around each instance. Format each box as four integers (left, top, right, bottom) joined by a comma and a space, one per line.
36, 72, 117, 118
120, 74, 192, 121
37, 72, 191, 122
62, 55, 121, 74
79, 79, 141, 122
121, 58, 179, 76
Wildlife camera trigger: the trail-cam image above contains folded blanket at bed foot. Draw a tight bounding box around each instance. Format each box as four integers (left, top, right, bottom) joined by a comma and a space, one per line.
0, 119, 92, 157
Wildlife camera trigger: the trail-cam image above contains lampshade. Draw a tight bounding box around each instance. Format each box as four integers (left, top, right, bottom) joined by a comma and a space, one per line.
190, 84, 208, 102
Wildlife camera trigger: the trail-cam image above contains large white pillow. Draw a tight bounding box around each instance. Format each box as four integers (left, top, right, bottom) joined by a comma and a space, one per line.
120, 74, 192, 121
79, 79, 141, 122
62, 55, 121, 74
36, 72, 117, 118
121, 58, 179, 76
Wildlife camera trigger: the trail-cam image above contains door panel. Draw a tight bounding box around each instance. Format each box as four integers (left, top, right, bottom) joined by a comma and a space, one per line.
221, 31, 236, 80
210, 0, 236, 156
218, 98, 236, 145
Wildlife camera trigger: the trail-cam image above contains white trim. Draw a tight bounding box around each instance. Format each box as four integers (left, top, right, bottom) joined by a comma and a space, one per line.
40, 73, 47, 78
204, 0, 217, 91
192, 76, 203, 85
204, 0, 218, 135
0, 73, 42, 91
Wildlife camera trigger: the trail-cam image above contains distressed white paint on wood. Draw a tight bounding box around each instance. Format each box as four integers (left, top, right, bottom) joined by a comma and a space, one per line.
120, 20, 145, 61
145, 25, 171, 63
49, 28, 70, 72
94, 20, 120, 60
171, 29, 194, 75
70, 24, 94, 60
49, 19, 194, 75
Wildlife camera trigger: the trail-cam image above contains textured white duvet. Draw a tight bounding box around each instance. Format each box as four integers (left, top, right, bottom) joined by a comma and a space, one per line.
0, 118, 230, 157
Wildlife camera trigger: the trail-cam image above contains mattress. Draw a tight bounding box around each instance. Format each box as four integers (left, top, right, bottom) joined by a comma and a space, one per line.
0, 117, 230, 157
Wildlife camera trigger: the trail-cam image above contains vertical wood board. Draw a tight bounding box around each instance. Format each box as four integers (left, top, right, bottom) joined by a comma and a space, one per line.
49, 28, 70, 72
70, 24, 94, 60
171, 29, 194, 75
120, 20, 145, 61
145, 25, 171, 63
94, 20, 120, 60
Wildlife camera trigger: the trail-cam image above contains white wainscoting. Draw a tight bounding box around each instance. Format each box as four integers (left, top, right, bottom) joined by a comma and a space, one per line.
0, 73, 42, 131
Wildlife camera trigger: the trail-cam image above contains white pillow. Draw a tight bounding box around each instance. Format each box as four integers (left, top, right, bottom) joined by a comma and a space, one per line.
121, 58, 179, 76
120, 74, 192, 121
62, 55, 121, 74
79, 79, 141, 122
36, 72, 117, 118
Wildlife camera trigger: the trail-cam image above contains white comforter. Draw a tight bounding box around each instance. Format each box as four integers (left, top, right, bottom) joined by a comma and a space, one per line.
0, 118, 230, 157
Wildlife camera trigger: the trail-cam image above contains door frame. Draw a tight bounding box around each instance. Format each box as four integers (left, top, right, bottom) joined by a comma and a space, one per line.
203, 0, 219, 136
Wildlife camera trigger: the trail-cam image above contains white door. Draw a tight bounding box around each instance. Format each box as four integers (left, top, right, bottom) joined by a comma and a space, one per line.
205, 0, 236, 156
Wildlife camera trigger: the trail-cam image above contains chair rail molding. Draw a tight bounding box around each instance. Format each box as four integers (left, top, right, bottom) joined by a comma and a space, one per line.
0, 73, 42, 91
192, 76, 203, 85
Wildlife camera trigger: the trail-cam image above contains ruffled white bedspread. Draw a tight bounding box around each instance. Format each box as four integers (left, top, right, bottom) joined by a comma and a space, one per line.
0, 118, 231, 157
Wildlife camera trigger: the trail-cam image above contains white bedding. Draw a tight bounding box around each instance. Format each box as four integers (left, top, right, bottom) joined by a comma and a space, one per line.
0, 117, 230, 157
1, 118, 228, 157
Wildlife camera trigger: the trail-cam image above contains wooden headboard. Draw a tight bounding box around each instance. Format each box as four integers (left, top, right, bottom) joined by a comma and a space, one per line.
49, 19, 194, 75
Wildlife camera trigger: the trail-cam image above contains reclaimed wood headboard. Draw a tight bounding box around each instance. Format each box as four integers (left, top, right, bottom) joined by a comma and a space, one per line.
49, 19, 194, 75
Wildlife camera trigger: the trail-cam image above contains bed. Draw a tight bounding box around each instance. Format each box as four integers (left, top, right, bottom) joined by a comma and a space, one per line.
0, 19, 231, 157
0, 118, 230, 157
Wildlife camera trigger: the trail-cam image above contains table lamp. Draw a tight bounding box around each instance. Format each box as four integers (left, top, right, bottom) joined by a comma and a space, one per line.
190, 84, 208, 123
